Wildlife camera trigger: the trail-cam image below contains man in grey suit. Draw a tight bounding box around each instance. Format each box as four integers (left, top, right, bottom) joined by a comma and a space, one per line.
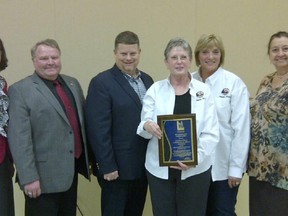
8, 39, 90, 216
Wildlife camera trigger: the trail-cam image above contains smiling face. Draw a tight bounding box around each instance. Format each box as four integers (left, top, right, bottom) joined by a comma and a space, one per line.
114, 43, 141, 76
269, 36, 288, 71
165, 46, 192, 77
198, 46, 221, 74
32, 45, 62, 80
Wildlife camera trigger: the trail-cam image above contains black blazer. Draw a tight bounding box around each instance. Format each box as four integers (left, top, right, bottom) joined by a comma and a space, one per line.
85, 64, 153, 180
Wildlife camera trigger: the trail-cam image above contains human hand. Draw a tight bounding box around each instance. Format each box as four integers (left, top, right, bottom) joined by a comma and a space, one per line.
144, 121, 162, 139
104, 171, 119, 181
24, 180, 41, 198
170, 161, 193, 171
228, 176, 242, 188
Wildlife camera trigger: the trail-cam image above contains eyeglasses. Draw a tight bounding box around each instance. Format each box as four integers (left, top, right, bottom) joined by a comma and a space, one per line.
169, 55, 189, 61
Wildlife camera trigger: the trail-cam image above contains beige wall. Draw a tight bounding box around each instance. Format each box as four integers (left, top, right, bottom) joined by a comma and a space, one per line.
1, 0, 287, 215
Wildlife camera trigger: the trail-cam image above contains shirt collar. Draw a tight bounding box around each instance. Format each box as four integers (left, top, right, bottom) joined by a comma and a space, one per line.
199, 67, 222, 86
122, 69, 141, 80
167, 72, 192, 86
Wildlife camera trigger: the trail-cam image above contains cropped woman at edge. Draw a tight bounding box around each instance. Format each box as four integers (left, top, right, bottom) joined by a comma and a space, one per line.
248, 31, 288, 216
0, 38, 15, 216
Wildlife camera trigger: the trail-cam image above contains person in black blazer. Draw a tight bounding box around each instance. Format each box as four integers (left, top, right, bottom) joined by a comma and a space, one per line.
85, 31, 153, 216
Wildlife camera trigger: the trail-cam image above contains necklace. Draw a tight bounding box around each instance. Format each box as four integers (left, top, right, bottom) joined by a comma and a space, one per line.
275, 72, 288, 79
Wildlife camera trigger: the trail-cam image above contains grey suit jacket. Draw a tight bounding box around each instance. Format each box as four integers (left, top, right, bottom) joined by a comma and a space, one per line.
8, 73, 89, 193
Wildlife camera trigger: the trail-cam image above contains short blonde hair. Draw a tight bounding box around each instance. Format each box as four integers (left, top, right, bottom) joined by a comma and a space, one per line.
31, 39, 61, 59
194, 34, 225, 67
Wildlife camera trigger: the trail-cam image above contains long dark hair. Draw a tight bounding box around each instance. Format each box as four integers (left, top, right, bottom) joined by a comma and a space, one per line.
0, 38, 8, 71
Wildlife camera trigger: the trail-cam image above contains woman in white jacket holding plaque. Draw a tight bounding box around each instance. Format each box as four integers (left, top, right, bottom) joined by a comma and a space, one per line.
137, 37, 219, 216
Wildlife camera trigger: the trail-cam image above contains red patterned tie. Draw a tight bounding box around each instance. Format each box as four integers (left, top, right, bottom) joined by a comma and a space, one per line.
54, 80, 82, 158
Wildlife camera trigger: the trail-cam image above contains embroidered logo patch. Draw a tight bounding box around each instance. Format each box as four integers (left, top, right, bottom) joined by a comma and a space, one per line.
196, 91, 204, 101
220, 88, 231, 98
221, 88, 229, 95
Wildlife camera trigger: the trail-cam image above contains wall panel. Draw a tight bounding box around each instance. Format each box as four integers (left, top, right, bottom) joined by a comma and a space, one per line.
1, 1, 287, 215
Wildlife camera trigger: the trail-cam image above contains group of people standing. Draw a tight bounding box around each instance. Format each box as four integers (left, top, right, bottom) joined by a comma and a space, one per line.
0, 30, 287, 216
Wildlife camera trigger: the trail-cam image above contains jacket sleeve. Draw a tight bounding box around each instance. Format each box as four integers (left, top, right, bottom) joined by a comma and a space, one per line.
85, 76, 118, 176
8, 84, 40, 186
228, 79, 250, 178
137, 84, 155, 139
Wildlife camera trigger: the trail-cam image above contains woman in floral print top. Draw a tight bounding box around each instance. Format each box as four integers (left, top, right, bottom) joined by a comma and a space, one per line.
0, 38, 14, 216
248, 31, 288, 216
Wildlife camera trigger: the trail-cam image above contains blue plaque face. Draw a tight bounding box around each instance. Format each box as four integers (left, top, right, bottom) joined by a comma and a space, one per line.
158, 114, 198, 166
164, 119, 193, 161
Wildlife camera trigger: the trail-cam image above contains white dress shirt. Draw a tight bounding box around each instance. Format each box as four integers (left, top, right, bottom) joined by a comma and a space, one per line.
192, 67, 250, 181
137, 76, 219, 180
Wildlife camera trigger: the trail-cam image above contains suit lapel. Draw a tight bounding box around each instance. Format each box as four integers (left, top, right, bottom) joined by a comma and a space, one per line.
30, 73, 70, 124
141, 73, 152, 92
111, 65, 142, 110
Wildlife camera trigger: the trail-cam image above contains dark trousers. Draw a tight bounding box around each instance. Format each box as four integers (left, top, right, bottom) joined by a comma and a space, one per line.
0, 155, 15, 216
97, 177, 148, 216
249, 176, 288, 216
147, 167, 211, 216
25, 173, 78, 216
206, 179, 239, 216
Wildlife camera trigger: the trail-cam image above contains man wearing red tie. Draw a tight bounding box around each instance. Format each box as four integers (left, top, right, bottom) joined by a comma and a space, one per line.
8, 39, 90, 216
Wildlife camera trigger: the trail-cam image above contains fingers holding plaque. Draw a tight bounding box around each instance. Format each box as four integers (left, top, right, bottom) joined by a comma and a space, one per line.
157, 114, 198, 167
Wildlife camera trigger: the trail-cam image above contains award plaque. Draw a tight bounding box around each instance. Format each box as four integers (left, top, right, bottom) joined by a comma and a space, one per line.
157, 114, 198, 166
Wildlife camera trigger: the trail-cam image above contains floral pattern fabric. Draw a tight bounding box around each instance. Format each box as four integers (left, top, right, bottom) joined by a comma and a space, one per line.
0, 76, 8, 137
248, 72, 288, 190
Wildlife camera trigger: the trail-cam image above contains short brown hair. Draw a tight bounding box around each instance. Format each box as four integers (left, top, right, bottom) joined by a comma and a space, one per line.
114, 31, 140, 49
267, 31, 288, 54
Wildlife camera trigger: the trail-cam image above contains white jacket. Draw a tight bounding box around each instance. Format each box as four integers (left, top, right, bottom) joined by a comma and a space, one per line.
192, 67, 250, 181
137, 76, 219, 180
